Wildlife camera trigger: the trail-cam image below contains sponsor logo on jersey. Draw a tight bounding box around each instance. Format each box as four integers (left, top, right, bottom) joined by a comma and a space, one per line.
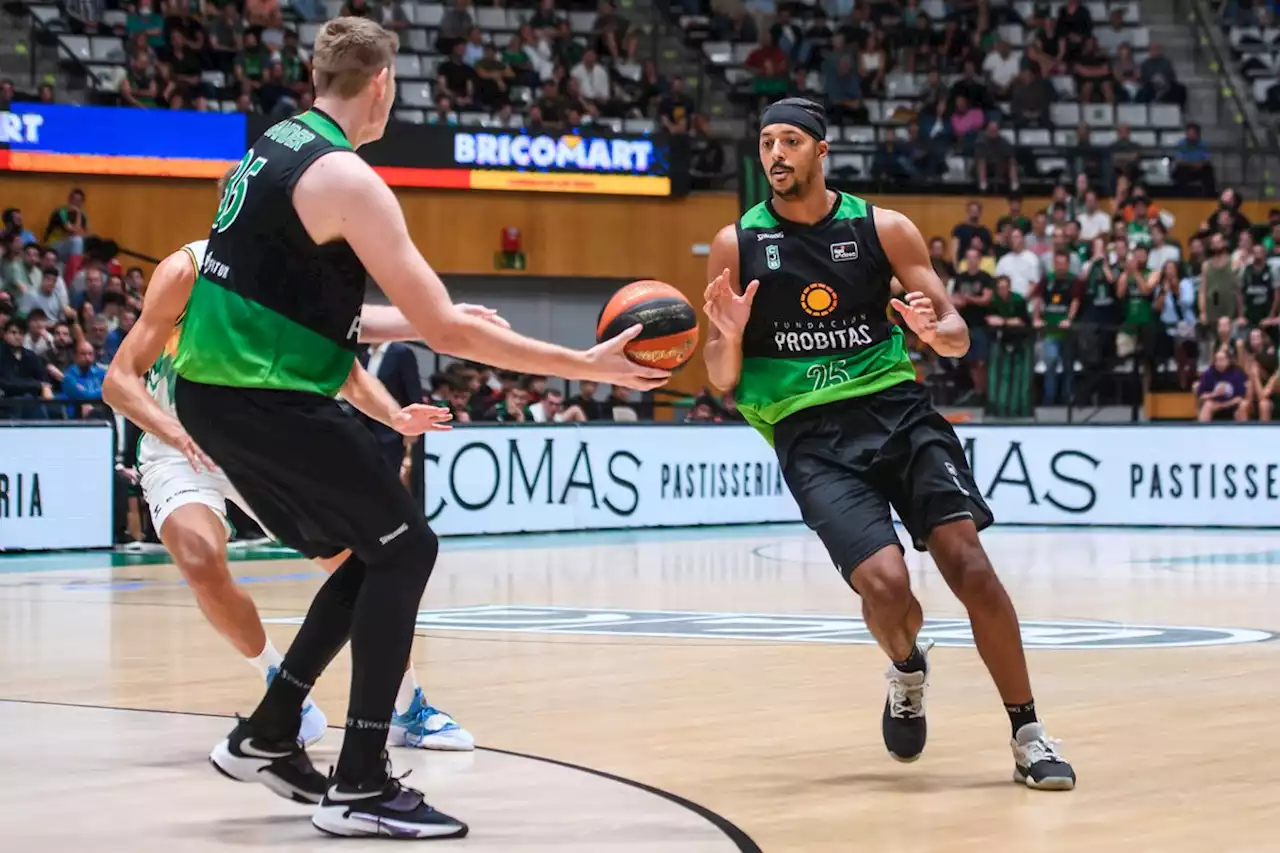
756, 232, 784, 241
830, 240, 859, 262
263, 606, 1280, 651
765, 244, 781, 270
800, 282, 838, 317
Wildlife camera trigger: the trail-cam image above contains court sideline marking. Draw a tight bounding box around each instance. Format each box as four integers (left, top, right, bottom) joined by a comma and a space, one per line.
0, 697, 762, 853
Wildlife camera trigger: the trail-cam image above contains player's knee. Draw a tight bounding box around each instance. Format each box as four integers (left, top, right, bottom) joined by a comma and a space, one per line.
171, 534, 231, 594
849, 553, 911, 609
368, 519, 439, 591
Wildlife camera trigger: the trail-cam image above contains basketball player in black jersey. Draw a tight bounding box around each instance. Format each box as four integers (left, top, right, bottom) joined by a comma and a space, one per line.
702, 98, 1075, 790
181, 17, 670, 839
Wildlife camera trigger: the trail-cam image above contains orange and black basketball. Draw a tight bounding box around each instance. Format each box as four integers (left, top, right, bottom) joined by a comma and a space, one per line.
596, 280, 700, 371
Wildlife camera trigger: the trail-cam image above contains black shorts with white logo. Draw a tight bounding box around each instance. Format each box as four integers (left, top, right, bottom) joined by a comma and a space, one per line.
773, 381, 992, 576
175, 377, 430, 561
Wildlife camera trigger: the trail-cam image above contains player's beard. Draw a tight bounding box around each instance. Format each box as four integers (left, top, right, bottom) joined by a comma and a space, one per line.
771, 167, 810, 200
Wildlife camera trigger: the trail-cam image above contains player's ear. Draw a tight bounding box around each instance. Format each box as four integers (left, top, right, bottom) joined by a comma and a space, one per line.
817, 139, 829, 160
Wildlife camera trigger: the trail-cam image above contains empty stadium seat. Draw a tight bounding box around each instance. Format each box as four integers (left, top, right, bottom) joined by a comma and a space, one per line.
1116, 103, 1149, 127
1083, 103, 1116, 127
415, 3, 444, 26
401, 83, 434, 107
395, 108, 425, 124
59, 35, 91, 62
1049, 103, 1081, 126
395, 54, 422, 78
623, 117, 654, 134
89, 36, 124, 63
1149, 104, 1183, 128
475, 7, 507, 30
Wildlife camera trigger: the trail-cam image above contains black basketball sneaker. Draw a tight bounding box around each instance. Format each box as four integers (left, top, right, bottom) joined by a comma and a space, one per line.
311, 755, 469, 839
882, 639, 933, 762
209, 716, 329, 804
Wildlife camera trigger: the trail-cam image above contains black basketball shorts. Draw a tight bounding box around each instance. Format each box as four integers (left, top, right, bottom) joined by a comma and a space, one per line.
773, 381, 993, 577
174, 376, 432, 561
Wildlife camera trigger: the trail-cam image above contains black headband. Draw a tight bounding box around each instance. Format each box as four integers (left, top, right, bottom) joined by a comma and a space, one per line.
760, 102, 826, 141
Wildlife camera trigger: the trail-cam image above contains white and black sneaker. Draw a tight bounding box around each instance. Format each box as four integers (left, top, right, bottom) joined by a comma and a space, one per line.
209, 717, 329, 804
312, 756, 468, 840
882, 639, 933, 763
1011, 722, 1077, 791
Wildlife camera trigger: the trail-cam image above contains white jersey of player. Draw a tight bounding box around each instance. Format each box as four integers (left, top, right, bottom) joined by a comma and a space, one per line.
138, 239, 206, 465
135, 239, 266, 538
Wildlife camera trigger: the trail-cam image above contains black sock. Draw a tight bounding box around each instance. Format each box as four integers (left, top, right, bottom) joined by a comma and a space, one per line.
336, 527, 438, 788
248, 555, 367, 742
1005, 700, 1037, 737
892, 643, 927, 674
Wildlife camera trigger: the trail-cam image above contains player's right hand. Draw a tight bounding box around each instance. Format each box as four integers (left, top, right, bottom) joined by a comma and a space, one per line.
703, 268, 759, 341
581, 324, 672, 391
161, 422, 218, 474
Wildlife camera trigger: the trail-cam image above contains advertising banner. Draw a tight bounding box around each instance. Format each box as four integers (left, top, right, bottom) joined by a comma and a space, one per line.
424, 424, 1280, 536
0, 423, 115, 551
0, 105, 686, 196
0, 103, 244, 178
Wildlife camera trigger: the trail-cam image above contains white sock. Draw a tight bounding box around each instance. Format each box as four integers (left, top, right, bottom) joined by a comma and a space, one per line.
395, 667, 420, 715
246, 638, 284, 680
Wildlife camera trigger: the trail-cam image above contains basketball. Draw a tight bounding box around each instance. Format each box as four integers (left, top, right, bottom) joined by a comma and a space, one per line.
595, 280, 700, 371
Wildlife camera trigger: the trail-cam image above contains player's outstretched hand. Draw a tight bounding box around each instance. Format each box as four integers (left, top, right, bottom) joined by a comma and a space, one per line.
891, 291, 938, 344
456, 303, 511, 329
392, 403, 453, 436
582, 324, 672, 391
703, 268, 759, 341
160, 422, 218, 474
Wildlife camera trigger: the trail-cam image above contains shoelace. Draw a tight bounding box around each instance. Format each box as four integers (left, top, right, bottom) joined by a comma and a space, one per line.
1021, 735, 1066, 765
886, 674, 926, 718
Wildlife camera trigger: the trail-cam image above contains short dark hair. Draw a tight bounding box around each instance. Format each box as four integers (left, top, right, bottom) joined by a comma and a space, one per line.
69, 187, 85, 199
41, 265, 57, 278
5, 317, 26, 334
25, 307, 48, 323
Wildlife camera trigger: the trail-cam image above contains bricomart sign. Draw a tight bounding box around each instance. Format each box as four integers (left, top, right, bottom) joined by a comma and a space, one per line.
422, 424, 1280, 536
0, 105, 686, 197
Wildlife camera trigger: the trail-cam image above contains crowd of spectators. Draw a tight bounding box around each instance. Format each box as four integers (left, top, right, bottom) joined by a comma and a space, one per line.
927, 174, 1280, 420
684, 0, 1198, 193
0, 190, 139, 418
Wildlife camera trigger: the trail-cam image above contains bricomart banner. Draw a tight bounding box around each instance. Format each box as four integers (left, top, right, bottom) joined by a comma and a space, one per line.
0, 105, 686, 196
0, 424, 114, 551
423, 424, 1280, 535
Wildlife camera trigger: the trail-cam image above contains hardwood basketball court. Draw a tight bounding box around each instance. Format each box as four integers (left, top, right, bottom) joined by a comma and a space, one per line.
2, 523, 1277, 852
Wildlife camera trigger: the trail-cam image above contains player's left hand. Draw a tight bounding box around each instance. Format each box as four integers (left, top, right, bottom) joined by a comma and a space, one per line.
456, 303, 511, 329
890, 291, 938, 343
391, 404, 453, 436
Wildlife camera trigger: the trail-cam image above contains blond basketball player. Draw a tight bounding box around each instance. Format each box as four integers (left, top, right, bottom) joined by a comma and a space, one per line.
102, 173, 503, 751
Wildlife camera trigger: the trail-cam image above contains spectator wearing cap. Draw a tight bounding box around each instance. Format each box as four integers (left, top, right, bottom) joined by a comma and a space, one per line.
62, 340, 109, 419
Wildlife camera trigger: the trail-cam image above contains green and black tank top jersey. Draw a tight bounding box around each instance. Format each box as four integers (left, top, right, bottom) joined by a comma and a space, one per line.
735, 192, 916, 445
173, 109, 367, 397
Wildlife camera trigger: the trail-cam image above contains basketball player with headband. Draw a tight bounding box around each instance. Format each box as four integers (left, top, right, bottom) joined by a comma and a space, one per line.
701, 97, 1077, 790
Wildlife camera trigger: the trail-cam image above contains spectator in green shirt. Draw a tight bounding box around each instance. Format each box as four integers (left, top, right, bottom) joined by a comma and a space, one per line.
987, 275, 1031, 330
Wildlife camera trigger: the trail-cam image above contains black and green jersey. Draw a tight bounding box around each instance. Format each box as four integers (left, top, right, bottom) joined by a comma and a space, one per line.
1241, 263, 1276, 326
174, 109, 367, 397
1040, 271, 1074, 337
734, 192, 916, 445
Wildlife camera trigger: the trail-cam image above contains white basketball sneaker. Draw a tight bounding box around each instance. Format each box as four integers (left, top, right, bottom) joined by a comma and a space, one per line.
390, 689, 475, 751
1011, 722, 1077, 790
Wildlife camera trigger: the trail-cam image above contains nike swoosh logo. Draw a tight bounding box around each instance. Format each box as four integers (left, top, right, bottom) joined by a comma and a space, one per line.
239, 741, 293, 760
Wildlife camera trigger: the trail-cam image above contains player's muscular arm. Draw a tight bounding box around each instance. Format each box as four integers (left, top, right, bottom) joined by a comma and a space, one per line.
339, 360, 405, 427
703, 225, 759, 392
103, 251, 213, 470
878, 207, 970, 358
294, 153, 666, 389
358, 303, 509, 342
